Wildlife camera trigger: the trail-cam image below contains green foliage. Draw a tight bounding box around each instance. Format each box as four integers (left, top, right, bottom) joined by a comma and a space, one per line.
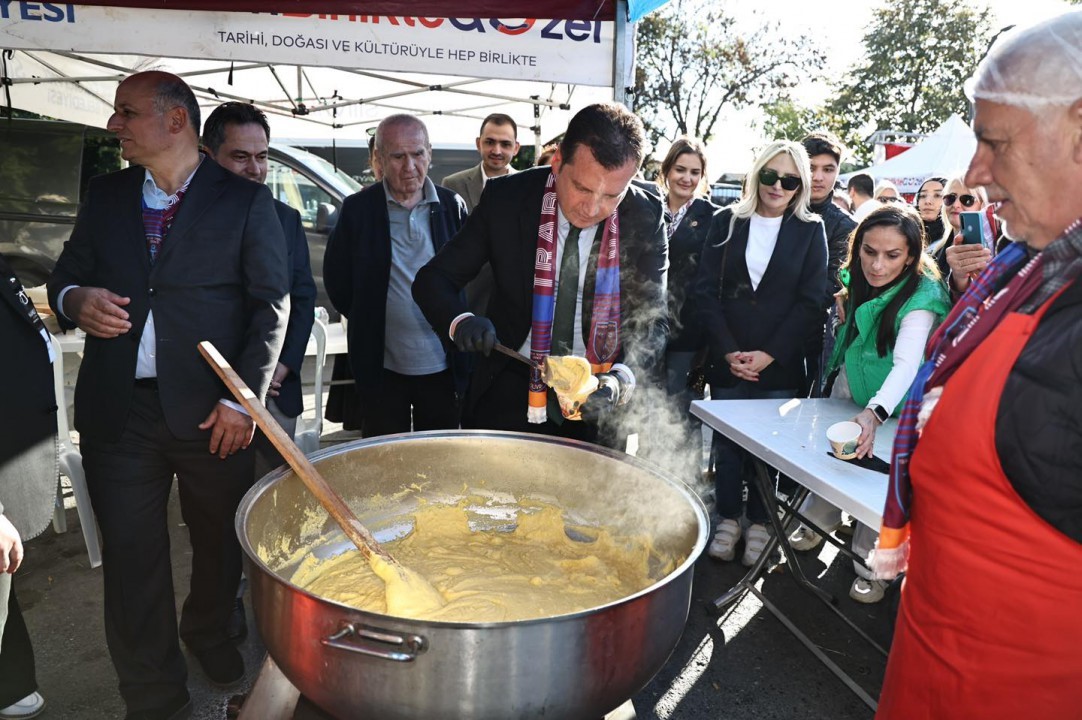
816, 0, 992, 165
633, 0, 824, 150
759, 99, 818, 142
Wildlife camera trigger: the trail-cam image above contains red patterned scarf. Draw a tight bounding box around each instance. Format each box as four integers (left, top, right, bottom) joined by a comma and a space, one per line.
528, 172, 621, 423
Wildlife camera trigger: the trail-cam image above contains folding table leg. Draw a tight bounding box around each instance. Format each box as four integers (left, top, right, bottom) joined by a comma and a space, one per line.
750, 459, 835, 605
710, 464, 814, 612
710, 457, 886, 713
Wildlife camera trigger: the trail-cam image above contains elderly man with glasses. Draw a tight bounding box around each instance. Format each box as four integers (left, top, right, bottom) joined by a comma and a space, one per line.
871, 11, 1082, 717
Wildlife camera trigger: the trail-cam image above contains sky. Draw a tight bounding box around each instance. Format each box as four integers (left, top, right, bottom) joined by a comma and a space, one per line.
700, 0, 1072, 173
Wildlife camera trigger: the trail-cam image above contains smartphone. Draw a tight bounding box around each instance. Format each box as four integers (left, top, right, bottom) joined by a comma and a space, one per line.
960, 211, 994, 250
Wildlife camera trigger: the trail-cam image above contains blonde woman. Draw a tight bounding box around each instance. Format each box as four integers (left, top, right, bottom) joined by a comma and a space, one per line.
695, 140, 828, 564
927, 177, 993, 294
874, 179, 901, 203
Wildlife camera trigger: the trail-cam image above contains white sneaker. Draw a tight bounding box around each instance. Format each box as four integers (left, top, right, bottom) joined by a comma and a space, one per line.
788, 524, 823, 551
741, 523, 771, 567
708, 519, 742, 562
849, 577, 888, 604
0, 692, 45, 720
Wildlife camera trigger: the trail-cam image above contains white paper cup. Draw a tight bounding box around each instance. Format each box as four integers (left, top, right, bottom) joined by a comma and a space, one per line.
827, 421, 862, 460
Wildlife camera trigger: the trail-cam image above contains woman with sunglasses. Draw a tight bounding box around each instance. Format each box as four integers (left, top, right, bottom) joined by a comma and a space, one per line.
937, 178, 1013, 300
695, 140, 828, 565
928, 178, 987, 278
787, 205, 950, 603
914, 176, 947, 249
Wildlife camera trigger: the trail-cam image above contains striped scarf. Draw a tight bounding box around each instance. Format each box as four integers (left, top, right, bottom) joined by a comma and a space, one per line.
527, 172, 621, 424
665, 196, 693, 241
142, 185, 190, 265
871, 240, 1032, 577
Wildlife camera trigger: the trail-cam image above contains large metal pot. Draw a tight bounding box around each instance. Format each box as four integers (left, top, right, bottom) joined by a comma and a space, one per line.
237, 430, 708, 720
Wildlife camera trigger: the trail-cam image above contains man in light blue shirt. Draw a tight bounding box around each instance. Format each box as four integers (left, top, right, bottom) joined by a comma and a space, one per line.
323, 114, 469, 436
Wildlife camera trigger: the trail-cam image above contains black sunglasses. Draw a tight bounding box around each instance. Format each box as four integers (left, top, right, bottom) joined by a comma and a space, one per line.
758, 168, 801, 191
942, 193, 978, 208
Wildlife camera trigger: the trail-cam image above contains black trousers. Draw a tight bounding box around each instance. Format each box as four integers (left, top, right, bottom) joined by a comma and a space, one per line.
356, 368, 460, 438
81, 384, 254, 714
0, 584, 37, 708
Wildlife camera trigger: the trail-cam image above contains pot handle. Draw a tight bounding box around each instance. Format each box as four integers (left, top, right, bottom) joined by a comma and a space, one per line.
322, 623, 428, 662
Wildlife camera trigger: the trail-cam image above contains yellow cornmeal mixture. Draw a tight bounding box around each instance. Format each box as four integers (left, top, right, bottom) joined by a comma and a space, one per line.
542, 355, 598, 420
289, 502, 665, 622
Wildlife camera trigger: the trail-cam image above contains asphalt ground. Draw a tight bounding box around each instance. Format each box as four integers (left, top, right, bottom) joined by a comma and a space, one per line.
16, 359, 892, 719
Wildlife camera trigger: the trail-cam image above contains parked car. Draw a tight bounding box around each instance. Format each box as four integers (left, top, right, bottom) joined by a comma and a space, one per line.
710, 183, 742, 207
0, 118, 121, 287
264, 142, 362, 318
0, 119, 361, 316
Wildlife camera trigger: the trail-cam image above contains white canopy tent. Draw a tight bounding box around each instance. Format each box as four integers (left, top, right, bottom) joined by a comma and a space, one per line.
1, 2, 649, 150
841, 114, 978, 195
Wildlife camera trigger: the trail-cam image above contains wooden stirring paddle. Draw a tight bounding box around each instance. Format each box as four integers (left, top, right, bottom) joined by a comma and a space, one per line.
197, 341, 444, 616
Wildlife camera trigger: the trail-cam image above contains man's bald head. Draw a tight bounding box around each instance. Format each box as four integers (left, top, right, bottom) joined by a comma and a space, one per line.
121, 71, 201, 137
108, 71, 201, 175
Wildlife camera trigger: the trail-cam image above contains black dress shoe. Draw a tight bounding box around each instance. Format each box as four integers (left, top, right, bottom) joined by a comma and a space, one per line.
226, 597, 248, 644
124, 690, 191, 720
192, 643, 245, 687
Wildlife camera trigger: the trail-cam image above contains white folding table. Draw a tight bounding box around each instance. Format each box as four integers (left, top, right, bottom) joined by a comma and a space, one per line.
691, 397, 898, 712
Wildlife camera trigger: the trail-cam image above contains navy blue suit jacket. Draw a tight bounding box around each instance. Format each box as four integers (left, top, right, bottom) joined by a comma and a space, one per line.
271, 200, 316, 418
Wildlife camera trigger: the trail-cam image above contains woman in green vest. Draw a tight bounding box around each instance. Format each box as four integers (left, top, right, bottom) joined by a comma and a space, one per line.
788, 204, 950, 604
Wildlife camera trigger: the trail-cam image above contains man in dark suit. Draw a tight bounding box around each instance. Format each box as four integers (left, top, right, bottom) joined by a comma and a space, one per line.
323, 114, 469, 437
412, 103, 669, 447
0, 252, 56, 719
441, 113, 521, 212
201, 101, 316, 645
47, 71, 288, 719
202, 101, 317, 481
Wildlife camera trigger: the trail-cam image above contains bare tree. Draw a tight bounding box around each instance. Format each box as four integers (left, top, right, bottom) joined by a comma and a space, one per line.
633, 0, 823, 149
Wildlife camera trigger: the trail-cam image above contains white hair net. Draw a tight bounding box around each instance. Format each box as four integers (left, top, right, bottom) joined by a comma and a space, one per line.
965, 10, 1082, 109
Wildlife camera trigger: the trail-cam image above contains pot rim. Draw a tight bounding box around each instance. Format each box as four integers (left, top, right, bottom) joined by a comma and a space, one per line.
236, 429, 709, 628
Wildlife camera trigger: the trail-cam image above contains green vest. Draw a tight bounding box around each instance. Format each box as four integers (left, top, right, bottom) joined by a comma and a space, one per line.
828, 273, 950, 414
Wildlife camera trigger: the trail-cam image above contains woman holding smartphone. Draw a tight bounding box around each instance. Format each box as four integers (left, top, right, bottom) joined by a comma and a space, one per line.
788, 205, 950, 602
695, 140, 827, 565
927, 177, 988, 281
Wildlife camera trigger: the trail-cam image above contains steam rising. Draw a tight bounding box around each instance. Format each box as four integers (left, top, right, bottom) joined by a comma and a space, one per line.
598, 276, 712, 503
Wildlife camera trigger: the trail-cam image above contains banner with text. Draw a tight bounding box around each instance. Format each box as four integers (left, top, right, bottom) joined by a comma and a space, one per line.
0, 3, 616, 86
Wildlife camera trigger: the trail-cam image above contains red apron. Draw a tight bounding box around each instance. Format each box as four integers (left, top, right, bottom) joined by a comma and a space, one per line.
877, 294, 1082, 719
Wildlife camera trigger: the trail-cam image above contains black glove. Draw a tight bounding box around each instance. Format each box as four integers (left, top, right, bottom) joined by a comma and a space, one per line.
453, 315, 497, 355
578, 372, 622, 422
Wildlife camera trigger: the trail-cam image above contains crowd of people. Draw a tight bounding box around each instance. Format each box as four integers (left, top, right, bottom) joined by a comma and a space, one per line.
2, 8, 1081, 720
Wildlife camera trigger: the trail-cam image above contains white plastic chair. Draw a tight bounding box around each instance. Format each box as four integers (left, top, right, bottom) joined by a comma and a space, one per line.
293, 317, 328, 455
49, 333, 103, 568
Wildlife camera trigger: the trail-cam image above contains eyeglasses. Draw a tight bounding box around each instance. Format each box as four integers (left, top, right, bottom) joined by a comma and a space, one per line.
879, 196, 901, 203
942, 193, 978, 208
758, 168, 801, 191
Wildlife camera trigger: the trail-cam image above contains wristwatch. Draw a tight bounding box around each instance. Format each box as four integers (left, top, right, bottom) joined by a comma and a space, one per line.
869, 404, 890, 424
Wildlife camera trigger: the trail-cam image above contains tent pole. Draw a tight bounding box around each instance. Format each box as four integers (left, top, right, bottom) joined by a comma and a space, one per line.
533, 97, 541, 165
613, 0, 630, 108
